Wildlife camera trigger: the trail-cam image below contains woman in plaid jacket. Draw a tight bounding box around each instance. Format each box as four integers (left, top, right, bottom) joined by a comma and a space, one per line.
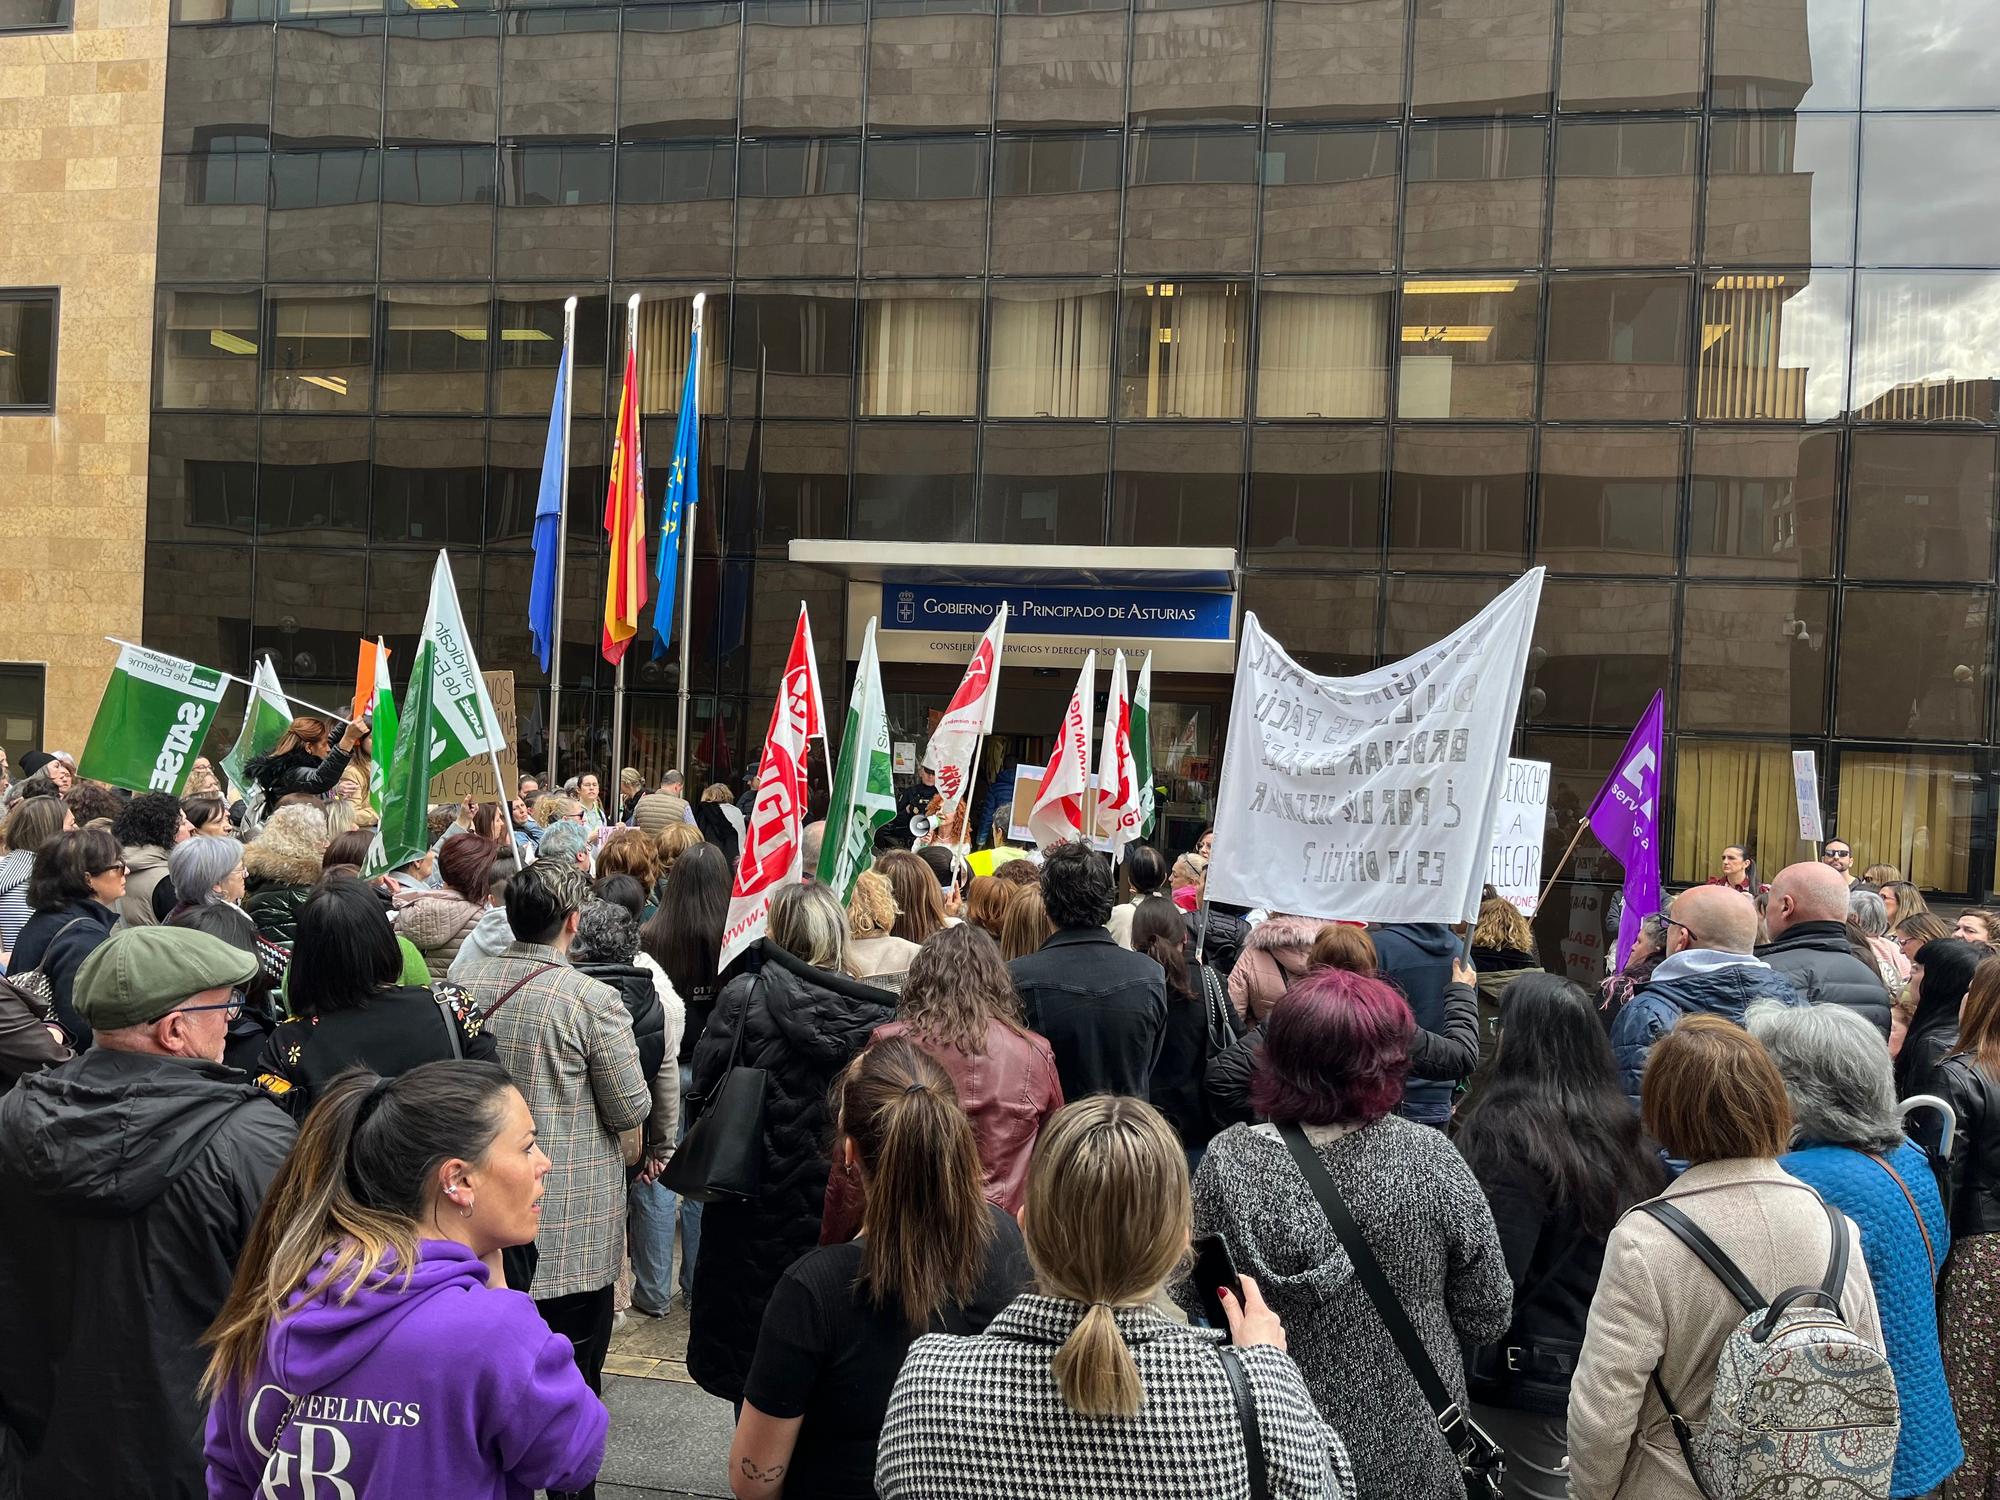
875, 1096, 1354, 1500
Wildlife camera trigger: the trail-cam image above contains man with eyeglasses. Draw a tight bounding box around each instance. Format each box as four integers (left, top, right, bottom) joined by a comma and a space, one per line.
1822, 838, 1858, 887
0, 926, 295, 1499
1607, 884, 1808, 1112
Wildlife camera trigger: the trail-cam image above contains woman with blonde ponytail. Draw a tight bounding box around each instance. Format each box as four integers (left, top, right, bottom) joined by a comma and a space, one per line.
201, 1060, 610, 1500
728, 1038, 1031, 1499
876, 1096, 1354, 1500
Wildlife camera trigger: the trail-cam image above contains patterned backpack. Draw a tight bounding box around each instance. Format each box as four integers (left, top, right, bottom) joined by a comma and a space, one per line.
1641, 1196, 1899, 1500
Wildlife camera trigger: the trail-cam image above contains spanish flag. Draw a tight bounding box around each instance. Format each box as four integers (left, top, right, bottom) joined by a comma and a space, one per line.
601, 340, 647, 664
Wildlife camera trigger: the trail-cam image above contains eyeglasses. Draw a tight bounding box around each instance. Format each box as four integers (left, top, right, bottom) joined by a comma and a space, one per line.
1662, 916, 1699, 943
174, 991, 247, 1020
1825, 848, 1852, 860
90, 861, 129, 877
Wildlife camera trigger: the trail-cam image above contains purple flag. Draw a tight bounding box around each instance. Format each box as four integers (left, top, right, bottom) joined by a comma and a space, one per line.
1587, 691, 1665, 972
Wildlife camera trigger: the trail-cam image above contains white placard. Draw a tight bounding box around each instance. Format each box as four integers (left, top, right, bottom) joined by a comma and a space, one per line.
892, 741, 917, 776
1206, 570, 1545, 924
1488, 758, 1551, 916
1792, 749, 1823, 842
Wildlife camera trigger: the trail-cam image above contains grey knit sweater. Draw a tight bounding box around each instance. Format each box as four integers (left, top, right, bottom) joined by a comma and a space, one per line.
1191, 1115, 1513, 1500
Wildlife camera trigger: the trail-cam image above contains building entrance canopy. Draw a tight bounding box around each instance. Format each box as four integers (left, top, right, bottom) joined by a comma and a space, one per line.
788, 542, 1239, 673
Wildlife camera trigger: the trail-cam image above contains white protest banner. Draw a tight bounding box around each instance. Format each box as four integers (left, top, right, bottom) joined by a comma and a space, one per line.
1488, 758, 1551, 916
1792, 749, 1823, 842
1207, 568, 1544, 923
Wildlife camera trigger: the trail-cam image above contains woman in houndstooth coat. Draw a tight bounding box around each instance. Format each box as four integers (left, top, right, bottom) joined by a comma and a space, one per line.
876, 1096, 1354, 1500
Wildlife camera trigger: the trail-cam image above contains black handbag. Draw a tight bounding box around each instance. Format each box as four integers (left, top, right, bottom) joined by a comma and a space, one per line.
1277, 1122, 1506, 1500
1213, 1344, 1270, 1500
657, 991, 768, 1203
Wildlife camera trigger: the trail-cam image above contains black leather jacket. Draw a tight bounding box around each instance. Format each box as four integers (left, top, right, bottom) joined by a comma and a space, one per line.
1936, 1053, 2000, 1238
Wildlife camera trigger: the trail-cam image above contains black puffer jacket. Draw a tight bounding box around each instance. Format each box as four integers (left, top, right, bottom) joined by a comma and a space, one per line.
573, 960, 667, 1083
243, 741, 353, 801
1935, 1053, 2000, 1236
242, 881, 312, 954
9, 899, 119, 1048
684, 940, 893, 1402
0, 1048, 294, 1497
1756, 921, 1893, 1035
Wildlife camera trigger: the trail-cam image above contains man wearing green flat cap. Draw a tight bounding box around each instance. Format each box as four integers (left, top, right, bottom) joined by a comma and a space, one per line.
0, 926, 296, 1500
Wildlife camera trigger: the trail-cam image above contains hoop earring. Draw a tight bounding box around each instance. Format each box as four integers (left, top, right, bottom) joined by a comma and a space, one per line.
459, 1200, 474, 1219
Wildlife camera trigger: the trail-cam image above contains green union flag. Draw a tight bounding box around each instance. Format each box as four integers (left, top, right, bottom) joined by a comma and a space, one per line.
1131, 651, 1155, 837
79, 644, 230, 796
817, 617, 896, 903
373, 552, 506, 873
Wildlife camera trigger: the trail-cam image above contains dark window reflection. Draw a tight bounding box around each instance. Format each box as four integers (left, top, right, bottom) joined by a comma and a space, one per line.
1241, 574, 1378, 674
1532, 580, 1673, 728
617, 142, 735, 278
1126, 130, 1259, 276
498, 144, 613, 281
165, 26, 274, 153
264, 289, 373, 413
725, 421, 850, 553
1404, 121, 1546, 270
1246, 426, 1384, 568
1704, 117, 1857, 268
1269, 0, 1405, 122
258, 416, 370, 542
148, 414, 257, 542
981, 425, 1108, 545
1836, 589, 1991, 741
494, 288, 608, 419
1396, 277, 1540, 421
268, 149, 380, 282
731, 286, 857, 420
1384, 576, 1499, 660
1412, 0, 1553, 114
1110, 424, 1244, 547
1711, 0, 1860, 109
485, 417, 606, 548
1552, 118, 1698, 268
155, 288, 261, 412
868, 0, 996, 132
996, 4, 1124, 128
1544, 274, 1691, 421
620, 3, 741, 140
145, 545, 252, 679
382, 146, 496, 281
384, 14, 499, 146
370, 419, 485, 546
852, 423, 975, 541
1389, 426, 1528, 570
1680, 585, 1830, 735
378, 288, 491, 415
742, 0, 866, 134
499, 9, 616, 141
1689, 428, 1838, 578
1261, 127, 1398, 273
863, 137, 990, 276
1846, 432, 1998, 584
1130, 0, 1264, 125
159, 153, 269, 283
737, 139, 861, 277
1559, 0, 1703, 110
272, 18, 382, 148
1537, 428, 1682, 574
991, 134, 1122, 275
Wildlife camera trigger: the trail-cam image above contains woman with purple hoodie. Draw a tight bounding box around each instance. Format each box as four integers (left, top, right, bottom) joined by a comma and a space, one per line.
201, 1060, 609, 1500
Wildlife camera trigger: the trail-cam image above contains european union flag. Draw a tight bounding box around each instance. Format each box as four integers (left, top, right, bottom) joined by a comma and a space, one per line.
527, 338, 570, 674
650, 324, 701, 660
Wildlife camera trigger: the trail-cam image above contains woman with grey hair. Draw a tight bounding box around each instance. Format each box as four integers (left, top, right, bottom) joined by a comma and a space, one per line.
1851, 888, 1911, 990
683, 879, 895, 1406
1744, 1001, 1962, 1497
164, 833, 247, 918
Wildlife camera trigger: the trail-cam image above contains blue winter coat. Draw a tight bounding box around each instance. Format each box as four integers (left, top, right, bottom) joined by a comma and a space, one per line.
1782, 1141, 1962, 1498
1609, 953, 1807, 1111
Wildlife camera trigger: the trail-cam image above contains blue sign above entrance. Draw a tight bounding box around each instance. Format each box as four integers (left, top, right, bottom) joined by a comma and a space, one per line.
881, 582, 1233, 641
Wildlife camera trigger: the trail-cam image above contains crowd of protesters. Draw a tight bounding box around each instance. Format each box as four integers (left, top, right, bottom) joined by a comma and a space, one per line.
0, 734, 1994, 1500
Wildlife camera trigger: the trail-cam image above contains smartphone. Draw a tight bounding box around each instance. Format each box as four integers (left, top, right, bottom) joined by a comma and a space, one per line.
1191, 1233, 1244, 1337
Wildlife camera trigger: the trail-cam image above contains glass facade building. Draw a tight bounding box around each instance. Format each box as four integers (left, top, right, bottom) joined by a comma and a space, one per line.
143, 0, 2000, 914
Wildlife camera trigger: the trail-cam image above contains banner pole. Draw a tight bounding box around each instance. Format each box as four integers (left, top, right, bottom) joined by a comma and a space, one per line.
549, 295, 576, 790
489, 748, 520, 854
675, 294, 704, 780
103, 638, 349, 724
1535, 820, 1591, 913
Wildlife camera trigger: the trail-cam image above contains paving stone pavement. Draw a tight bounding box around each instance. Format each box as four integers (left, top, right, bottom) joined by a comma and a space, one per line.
583, 1302, 735, 1499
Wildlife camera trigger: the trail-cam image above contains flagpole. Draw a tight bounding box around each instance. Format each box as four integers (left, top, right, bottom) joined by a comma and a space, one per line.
675, 292, 704, 777
548, 295, 576, 790
489, 749, 520, 853
609, 292, 640, 802
102, 638, 350, 724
